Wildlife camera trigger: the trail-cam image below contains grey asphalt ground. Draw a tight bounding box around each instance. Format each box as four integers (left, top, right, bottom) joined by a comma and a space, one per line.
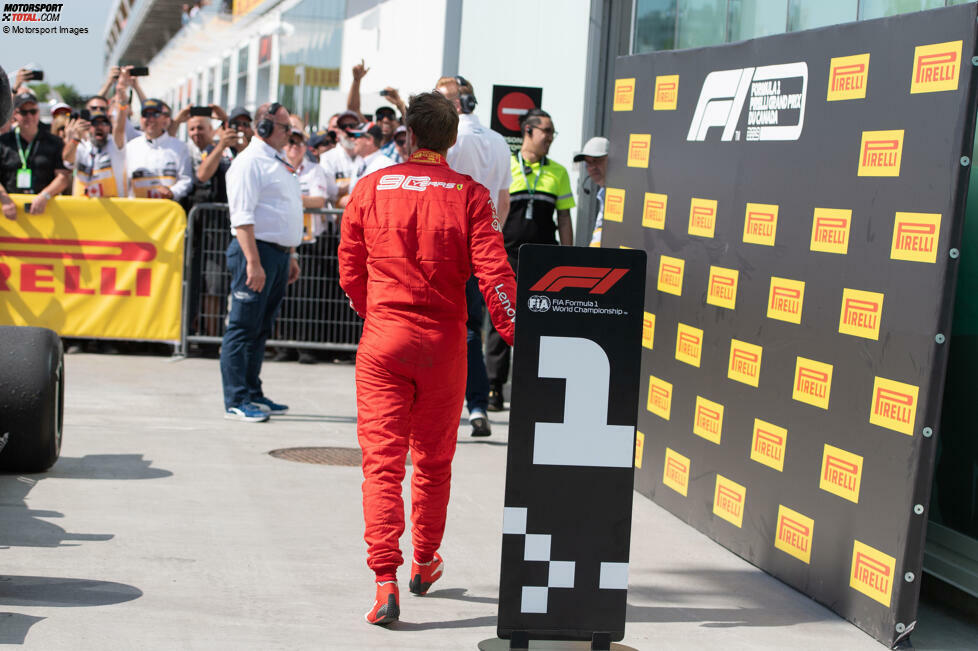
1, 353, 976, 650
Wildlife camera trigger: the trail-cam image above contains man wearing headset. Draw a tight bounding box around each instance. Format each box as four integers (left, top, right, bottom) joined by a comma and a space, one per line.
220, 102, 303, 422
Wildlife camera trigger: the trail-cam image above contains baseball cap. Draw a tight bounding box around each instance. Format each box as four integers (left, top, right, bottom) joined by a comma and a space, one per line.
573, 136, 610, 162
350, 122, 383, 140
141, 98, 165, 116
394, 125, 407, 137
13, 92, 38, 109
89, 108, 110, 124
290, 126, 306, 140
50, 101, 71, 117
309, 128, 332, 147
375, 106, 396, 120
228, 106, 252, 123
336, 110, 360, 127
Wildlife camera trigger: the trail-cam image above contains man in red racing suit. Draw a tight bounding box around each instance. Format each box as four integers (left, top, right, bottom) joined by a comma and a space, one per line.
338, 91, 516, 626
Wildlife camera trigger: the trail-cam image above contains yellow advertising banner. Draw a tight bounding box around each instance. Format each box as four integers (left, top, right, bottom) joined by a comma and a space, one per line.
0, 196, 186, 341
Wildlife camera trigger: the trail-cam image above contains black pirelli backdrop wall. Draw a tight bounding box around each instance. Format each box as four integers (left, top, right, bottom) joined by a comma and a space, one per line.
602, 4, 978, 647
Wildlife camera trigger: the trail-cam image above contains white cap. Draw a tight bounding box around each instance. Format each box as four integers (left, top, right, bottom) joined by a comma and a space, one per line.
573, 136, 609, 162
50, 101, 71, 116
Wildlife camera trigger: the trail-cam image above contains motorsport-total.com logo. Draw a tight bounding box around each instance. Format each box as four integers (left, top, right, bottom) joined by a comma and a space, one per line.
2, 3, 62, 21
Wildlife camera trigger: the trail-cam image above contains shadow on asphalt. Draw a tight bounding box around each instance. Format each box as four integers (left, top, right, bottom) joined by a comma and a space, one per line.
0, 612, 45, 645
271, 414, 358, 423
44, 454, 173, 480
423, 587, 498, 605
392, 614, 496, 630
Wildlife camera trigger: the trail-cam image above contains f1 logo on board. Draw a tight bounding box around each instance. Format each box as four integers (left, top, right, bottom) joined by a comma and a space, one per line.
613, 78, 635, 111
0, 237, 156, 297
688, 198, 717, 238
532, 336, 633, 467
810, 207, 852, 255
911, 40, 962, 94
604, 187, 625, 222
675, 322, 703, 367
713, 475, 746, 528
820, 444, 863, 503
775, 505, 814, 564
693, 395, 724, 445
743, 203, 778, 246
642, 312, 655, 350
657, 255, 685, 296
891, 212, 941, 263
530, 266, 628, 294
767, 277, 805, 324
706, 265, 738, 310
793, 356, 832, 410
654, 75, 679, 111
662, 447, 690, 497
850, 540, 896, 607
627, 134, 651, 168
642, 193, 667, 230
857, 130, 904, 177
728, 339, 762, 387
839, 288, 884, 340
870, 376, 919, 436
827, 53, 870, 101
751, 418, 787, 472
647, 374, 672, 420
687, 62, 808, 142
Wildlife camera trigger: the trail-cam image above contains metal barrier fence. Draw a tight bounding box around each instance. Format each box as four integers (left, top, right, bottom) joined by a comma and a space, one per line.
179, 203, 362, 355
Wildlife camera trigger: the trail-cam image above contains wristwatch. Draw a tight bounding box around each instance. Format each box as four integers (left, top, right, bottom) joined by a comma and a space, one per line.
40, 192, 52, 200
290, 251, 300, 260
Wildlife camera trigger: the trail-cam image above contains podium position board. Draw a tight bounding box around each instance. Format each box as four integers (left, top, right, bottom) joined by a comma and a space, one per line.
497, 245, 646, 644
602, 4, 978, 646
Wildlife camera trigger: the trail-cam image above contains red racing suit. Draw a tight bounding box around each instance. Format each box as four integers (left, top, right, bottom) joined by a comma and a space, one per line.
338, 149, 516, 581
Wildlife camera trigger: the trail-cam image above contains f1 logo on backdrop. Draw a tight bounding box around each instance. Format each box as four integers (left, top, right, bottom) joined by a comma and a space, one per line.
532, 336, 633, 468
530, 266, 628, 294
687, 62, 808, 142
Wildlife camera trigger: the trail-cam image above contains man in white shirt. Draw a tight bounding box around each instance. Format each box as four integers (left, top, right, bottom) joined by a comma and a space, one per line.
284, 126, 333, 240
125, 98, 192, 201
435, 75, 512, 437
573, 136, 609, 247
220, 102, 303, 422
338, 122, 394, 207
318, 110, 361, 204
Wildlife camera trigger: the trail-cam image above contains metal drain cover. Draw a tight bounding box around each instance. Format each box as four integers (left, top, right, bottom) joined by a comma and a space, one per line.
269, 447, 412, 466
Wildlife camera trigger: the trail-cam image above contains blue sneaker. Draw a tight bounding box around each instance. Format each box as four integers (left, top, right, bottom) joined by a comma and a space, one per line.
225, 404, 270, 422
250, 396, 289, 414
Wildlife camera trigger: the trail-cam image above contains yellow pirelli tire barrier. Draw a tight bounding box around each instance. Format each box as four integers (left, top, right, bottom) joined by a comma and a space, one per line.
0, 196, 186, 342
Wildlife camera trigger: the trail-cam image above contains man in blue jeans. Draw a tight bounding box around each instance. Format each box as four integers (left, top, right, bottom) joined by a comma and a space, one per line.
220, 102, 302, 422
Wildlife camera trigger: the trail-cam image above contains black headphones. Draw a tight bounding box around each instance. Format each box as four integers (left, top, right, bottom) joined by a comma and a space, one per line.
455, 76, 477, 114
256, 102, 283, 138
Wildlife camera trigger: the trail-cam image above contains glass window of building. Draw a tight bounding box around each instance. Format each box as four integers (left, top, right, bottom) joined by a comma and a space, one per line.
633, 0, 676, 53
236, 44, 249, 108
728, 0, 788, 42
677, 0, 726, 48
256, 35, 273, 105
787, 0, 857, 31
278, 0, 345, 128
220, 56, 230, 108
858, 0, 944, 20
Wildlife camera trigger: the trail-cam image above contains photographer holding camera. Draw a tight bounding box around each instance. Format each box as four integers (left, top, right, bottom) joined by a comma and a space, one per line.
63, 71, 130, 198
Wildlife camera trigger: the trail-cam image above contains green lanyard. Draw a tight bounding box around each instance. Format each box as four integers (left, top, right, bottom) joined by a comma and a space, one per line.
15, 128, 35, 170
517, 151, 543, 196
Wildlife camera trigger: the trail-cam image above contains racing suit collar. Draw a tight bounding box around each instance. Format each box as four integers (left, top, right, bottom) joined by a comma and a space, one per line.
409, 149, 447, 165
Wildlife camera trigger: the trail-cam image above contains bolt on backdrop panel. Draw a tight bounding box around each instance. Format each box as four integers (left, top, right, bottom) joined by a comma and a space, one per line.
601, 4, 978, 647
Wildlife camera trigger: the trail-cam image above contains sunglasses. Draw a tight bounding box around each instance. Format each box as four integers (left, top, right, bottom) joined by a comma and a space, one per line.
142, 112, 161, 119
286, 139, 304, 147
231, 120, 252, 129
17, 108, 39, 116
394, 136, 407, 145
338, 122, 358, 131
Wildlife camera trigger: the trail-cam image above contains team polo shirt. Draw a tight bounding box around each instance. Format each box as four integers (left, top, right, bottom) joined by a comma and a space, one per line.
71, 139, 127, 197
125, 132, 192, 200
504, 154, 575, 251
0, 129, 66, 194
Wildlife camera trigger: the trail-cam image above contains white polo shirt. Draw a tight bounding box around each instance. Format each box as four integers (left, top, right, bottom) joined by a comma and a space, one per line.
447, 113, 511, 199
319, 144, 360, 202
296, 157, 333, 239
125, 132, 192, 200
69, 139, 127, 198
348, 149, 395, 194
226, 137, 303, 248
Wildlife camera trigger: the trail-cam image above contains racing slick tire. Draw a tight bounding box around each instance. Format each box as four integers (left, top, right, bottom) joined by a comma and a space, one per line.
0, 326, 64, 473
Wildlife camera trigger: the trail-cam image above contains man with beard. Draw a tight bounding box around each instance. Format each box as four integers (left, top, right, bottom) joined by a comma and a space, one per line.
63, 73, 130, 198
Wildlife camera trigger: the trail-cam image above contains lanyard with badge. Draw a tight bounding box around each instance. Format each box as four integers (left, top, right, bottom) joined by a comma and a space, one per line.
14, 128, 35, 191
517, 151, 543, 221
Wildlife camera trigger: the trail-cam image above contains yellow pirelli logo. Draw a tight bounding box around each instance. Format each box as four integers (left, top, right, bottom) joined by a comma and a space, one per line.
793, 356, 832, 410
870, 376, 919, 436
713, 474, 746, 528
642, 312, 655, 350
706, 266, 738, 310
693, 395, 724, 445
827, 53, 870, 101
675, 322, 703, 368
911, 40, 961, 94
810, 207, 852, 255
728, 339, 762, 388
663, 447, 690, 496
750, 419, 787, 472
658, 255, 684, 296
654, 74, 679, 110
604, 187, 625, 223
767, 277, 805, 324
820, 444, 863, 504
635, 430, 645, 469
642, 192, 667, 230
743, 203, 778, 246
775, 505, 814, 564
647, 374, 672, 421
688, 198, 717, 238
891, 212, 941, 263
858, 130, 904, 177
613, 78, 635, 111
850, 540, 896, 607
627, 134, 652, 168
839, 288, 884, 340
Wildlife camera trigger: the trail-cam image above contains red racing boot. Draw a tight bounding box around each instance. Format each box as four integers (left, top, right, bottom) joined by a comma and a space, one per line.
409, 552, 444, 596
365, 581, 399, 625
